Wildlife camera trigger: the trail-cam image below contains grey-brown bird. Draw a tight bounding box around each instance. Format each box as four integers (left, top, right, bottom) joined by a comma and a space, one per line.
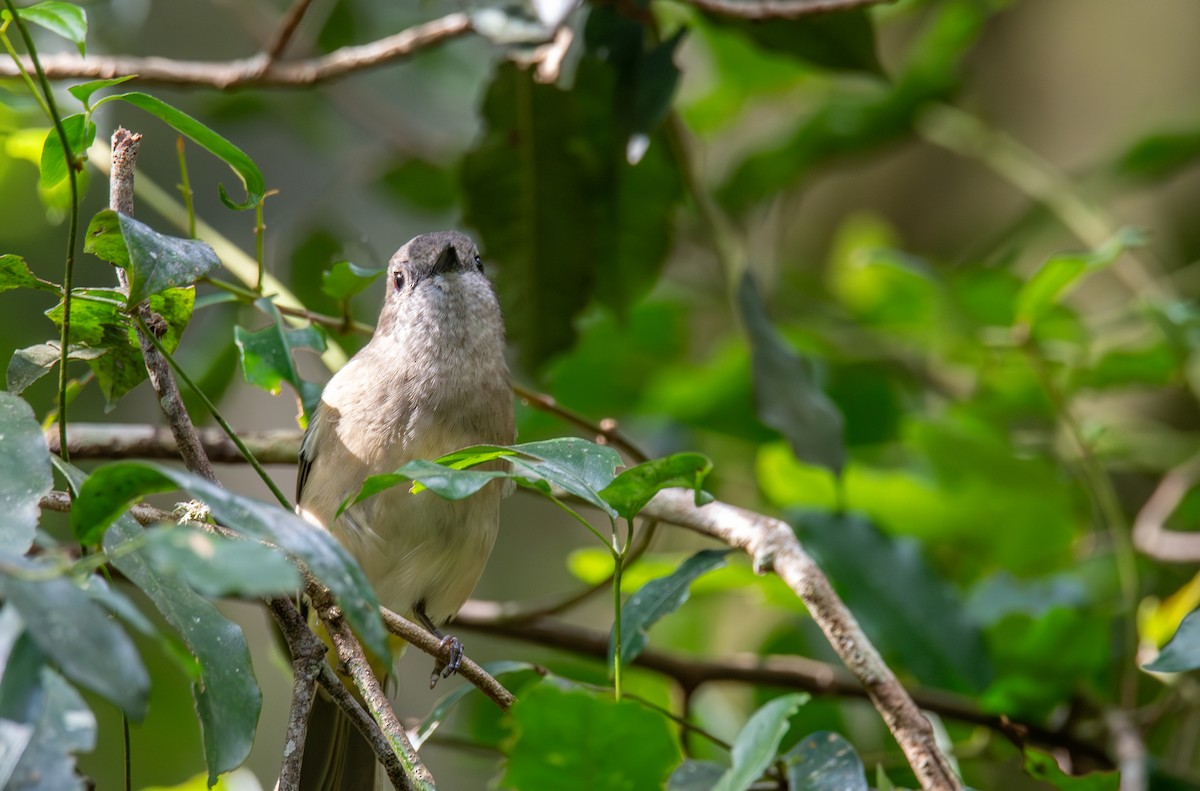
296, 231, 515, 790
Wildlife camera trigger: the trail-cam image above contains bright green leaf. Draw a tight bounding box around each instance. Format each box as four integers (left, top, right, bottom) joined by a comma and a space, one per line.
710, 9, 881, 74
1014, 229, 1145, 332
0, 569, 148, 718
320, 261, 385, 301
0, 254, 59, 294
783, 731, 868, 791
0, 393, 52, 555
6, 342, 105, 395
739, 273, 845, 475
1145, 609, 1200, 673
500, 681, 681, 791
610, 549, 731, 669
38, 114, 94, 191
713, 693, 810, 791
599, 452, 712, 520
93, 92, 265, 210
71, 461, 388, 660
141, 526, 302, 598
67, 75, 137, 107
9, 1, 87, 55
1023, 748, 1119, 790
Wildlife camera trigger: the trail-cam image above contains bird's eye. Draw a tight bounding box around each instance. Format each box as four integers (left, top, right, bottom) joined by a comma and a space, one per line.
394, 271, 405, 291
474, 255, 484, 272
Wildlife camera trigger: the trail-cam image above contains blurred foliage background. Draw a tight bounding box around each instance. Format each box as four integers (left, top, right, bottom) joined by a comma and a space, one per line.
5, 0, 1200, 788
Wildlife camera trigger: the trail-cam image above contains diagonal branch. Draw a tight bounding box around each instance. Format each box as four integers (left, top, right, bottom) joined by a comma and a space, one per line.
0, 13, 471, 88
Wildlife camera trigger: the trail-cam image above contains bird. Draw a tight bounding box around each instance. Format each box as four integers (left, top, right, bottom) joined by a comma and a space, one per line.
295, 230, 515, 790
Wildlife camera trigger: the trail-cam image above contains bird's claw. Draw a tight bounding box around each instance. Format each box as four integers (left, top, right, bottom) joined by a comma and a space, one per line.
429, 635, 463, 689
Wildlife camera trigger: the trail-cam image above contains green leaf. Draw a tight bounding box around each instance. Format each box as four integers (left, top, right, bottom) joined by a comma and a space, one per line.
783, 731, 868, 791
794, 512, 993, 693
84, 210, 221, 306
39, 113, 94, 191
6, 342, 105, 395
1145, 608, 1200, 672
320, 261, 385, 301
104, 514, 261, 784
1023, 748, 1119, 790
739, 273, 845, 475
93, 92, 265, 210
141, 525, 302, 598
668, 761, 728, 791
9, 1, 87, 55
599, 452, 712, 519
67, 75, 136, 107
1014, 229, 1145, 331
708, 9, 881, 74
46, 287, 195, 408
713, 693, 810, 791
411, 660, 538, 750
1114, 126, 1200, 182
0, 254, 59, 293
0, 393, 52, 555
71, 460, 388, 660
500, 681, 681, 791
610, 548, 731, 669
0, 568, 148, 718
234, 304, 325, 421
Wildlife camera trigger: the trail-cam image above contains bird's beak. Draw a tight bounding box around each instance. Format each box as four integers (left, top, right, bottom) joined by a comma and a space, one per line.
432, 244, 460, 275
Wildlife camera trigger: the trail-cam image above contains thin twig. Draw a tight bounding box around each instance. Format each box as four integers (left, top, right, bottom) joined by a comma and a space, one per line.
262, 0, 317, 63
0, 13, 472, 88
1132, 451, 1200, 563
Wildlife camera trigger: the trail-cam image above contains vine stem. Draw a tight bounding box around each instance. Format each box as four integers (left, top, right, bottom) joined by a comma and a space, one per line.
2, 0, 81, 466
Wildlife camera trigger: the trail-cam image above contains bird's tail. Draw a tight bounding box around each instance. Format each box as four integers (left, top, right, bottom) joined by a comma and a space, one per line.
298, 687, 380, 791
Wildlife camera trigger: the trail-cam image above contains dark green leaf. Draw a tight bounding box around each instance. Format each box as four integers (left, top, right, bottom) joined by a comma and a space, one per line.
79, 574, 157, 637
739, 273, 845, 475
411, 661, 538, 749
94, 92, 265, 210
377, 159, 458, 212
1115, 127, 1200, 182
320, 261, 385, 301
0, 393, 52, 555
351, 459, 513, 512
500, 681, 681, 791
710, 9, 880, 74
234, 305, 325, 421
1146, 609, 1200, 672
611, 549, 731, 669
9, 1, 87, 55
1023, 748, 1119, 790
0, 254, 59, 294
599, 453, 712, 519
71, 461, 388, 660
141, 525, 302, 598
39, 114, 94, 191
46, 287, 194, 408
668, 761, 728, 791
84, 210, 220, 306
714, 693, 810, 791
0, 568, 148, 718
966, 572, 1089, 625
1014, 229, 1145, 331
6, 342, 105, 395
67, 75, 136, 107
783, 731, 868, 791
507, 438, 623, 515
794, 512, 992, 693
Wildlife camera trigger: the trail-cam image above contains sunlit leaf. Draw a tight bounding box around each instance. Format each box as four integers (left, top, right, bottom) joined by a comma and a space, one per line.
320, 261, 385, 301
0, 393, 53, 554
38, 114, 94, 191
67, 75, 137, 107
84, 210, 221, 306
93, 92, 265, 210
783, 731, 868, 791
500, 681, 681, 791
610, 548, 731, 669
0, 254, 59, 294
713, 693, 810, 791
7, 1, 87, 55
1023, 748, 1118, 790
739, 273, 845, 475
599, 452, 712, 519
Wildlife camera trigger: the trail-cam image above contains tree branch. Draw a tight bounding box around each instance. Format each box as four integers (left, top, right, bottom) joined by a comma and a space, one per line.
641, 488, 963, 790
0, 14, 471, 88
1132, 451, 1200, 563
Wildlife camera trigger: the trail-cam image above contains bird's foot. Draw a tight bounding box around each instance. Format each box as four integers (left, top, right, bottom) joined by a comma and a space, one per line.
430, 634, 463, 689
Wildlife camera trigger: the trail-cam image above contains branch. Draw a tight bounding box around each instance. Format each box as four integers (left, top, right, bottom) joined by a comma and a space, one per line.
641, 489, 962, 790
676, 0, 893, 18
262, 0, 317, 64
1132, 451, 1200, 563
47, 422, 302, 465
0, 14, 470, 88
